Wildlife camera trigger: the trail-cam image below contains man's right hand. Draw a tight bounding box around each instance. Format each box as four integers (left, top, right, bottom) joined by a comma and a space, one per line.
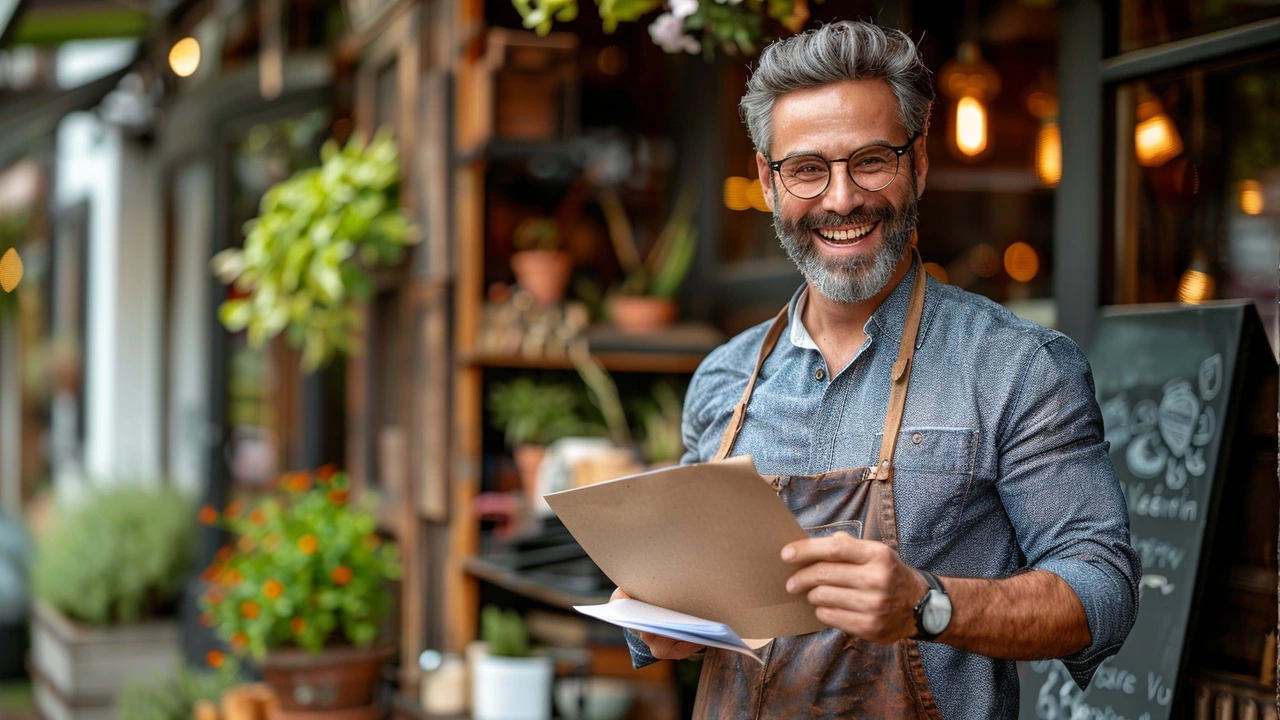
611, 587, 706, 661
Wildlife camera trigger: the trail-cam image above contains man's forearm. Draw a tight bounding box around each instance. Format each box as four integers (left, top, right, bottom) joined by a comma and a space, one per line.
935, 569, 1091, 659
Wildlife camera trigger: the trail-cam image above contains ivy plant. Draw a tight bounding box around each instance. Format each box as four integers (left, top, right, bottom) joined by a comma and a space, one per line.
211, 130, 417, 372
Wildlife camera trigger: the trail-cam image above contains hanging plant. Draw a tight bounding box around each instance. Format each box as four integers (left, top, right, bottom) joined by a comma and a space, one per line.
512, 0, 812, 57
211, 130, 417, 371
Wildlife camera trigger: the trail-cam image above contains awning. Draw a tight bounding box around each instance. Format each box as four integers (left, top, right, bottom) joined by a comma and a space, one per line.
0, 59, 135, 168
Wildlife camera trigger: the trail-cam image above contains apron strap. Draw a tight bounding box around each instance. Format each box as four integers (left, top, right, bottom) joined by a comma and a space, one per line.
869, 246, 928, 483
712, 305, 790, 462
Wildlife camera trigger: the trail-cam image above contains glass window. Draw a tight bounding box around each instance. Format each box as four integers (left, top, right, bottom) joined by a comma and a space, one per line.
1116, 0, 1280, 54
1111, 51, 1280, 356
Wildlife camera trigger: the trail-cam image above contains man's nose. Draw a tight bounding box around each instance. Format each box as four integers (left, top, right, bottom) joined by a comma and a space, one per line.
821, 163, 867, 216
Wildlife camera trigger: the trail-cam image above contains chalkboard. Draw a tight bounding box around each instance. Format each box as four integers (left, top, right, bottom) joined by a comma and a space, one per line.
1018, 302, 1269, 720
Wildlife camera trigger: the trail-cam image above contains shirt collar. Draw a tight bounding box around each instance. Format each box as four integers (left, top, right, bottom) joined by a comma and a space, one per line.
785, 262, 932, 350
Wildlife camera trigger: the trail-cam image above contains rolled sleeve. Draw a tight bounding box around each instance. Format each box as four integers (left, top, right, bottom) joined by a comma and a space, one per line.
624, 628, 659, 669
996, 337, 1142, 689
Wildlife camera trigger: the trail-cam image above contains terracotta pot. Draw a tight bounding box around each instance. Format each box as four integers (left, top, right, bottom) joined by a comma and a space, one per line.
512, 444, 547, 507
258, 644, 394, 720
510, 250, 573, 306
608, 296, 679, 334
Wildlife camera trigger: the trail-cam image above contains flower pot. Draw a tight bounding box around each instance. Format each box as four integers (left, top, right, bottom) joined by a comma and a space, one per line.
513, 444, 547, 507
608, 296, 679, 334
471, 651, 554, 720
511, 250, 573, 306
258, 644, 395, 720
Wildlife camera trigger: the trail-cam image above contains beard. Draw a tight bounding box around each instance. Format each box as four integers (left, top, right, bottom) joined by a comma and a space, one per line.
772, 174, 920, 304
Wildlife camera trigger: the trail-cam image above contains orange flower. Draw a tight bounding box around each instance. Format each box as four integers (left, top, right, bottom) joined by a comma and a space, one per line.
224, 502, 242, 519
240, 600, 260, 620
203, 590, 223, 606
328, 488, 348, 506
238, 535, 256, 554
317, 464, 338, 482
200, 564, 222, 583
198, 612, 214, 627
263, 534, 281, 551
298, 535, 318, 555
363, 534, 381, 551
206, 650, 225, 669
198, 505, 218, 525
263, 580, 283, 600
289, 473, 312, 492
230, 631, 248, 652
290, 617, 306, 635
248, 509, 266, 526
215, 547, 234, 563
222, 569, 243, 587
331, 566, 353, 586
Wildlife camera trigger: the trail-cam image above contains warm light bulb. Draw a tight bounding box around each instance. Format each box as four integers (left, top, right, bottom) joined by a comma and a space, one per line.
169, 37, 201, 78
1003, 242, 1040, 283
723, 177, 750, 211
955, 96, 988, 157
1135, 109, 1182, 167
746, 180, 770, 212
1176, 270, 1214, 304
1035, 122, 1061, 188
1240, 179, 1264, 215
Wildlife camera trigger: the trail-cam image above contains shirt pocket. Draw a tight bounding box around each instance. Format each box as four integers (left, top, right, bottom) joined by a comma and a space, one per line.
873, 426, 979, 546
802, 520, 864, 540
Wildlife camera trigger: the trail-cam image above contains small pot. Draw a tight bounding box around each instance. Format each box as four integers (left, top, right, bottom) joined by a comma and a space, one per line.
472, 651, 554, 720
258, 644, 395, 720
512, 444, 547, 507
608, 296, 679, 334
511, 250, 573, 306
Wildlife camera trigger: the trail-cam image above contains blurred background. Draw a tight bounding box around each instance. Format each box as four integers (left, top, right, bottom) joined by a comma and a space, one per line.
0, 0, 1277, 718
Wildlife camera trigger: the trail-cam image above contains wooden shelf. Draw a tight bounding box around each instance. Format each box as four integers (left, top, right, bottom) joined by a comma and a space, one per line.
463, 555, 612, 611
392, 692, 469, 720
452, 138, 589, 168
458, 350, 706, 374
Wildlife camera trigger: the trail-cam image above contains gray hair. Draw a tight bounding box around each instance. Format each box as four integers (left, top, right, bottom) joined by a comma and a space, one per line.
740, 21, 935, 157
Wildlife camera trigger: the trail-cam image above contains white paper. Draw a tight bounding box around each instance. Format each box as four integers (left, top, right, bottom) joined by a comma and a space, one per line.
575, 599, 772, 665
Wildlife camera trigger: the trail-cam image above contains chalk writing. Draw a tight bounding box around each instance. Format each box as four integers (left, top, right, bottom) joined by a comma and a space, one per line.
1139, 574, 1175, 599
1122, 482, 1199, 522
1130, 535, 1186, 570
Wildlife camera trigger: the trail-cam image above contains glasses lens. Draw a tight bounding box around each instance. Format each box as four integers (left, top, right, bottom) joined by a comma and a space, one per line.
778, 156, 830, 199
849, 146, 901, 191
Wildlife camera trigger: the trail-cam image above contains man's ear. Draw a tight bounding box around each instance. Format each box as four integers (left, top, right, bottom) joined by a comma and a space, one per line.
756, 151, 776, 213
911, 133, 929, 198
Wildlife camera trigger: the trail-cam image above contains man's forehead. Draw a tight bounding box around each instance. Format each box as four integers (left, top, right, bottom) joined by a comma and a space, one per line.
770, 79, 903, 154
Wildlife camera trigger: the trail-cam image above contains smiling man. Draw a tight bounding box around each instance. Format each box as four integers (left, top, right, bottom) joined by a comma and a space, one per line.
615, 20, 1141, 719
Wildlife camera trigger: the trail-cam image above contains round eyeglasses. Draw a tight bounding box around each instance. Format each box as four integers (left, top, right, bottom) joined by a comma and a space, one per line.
768, 134, 918, 199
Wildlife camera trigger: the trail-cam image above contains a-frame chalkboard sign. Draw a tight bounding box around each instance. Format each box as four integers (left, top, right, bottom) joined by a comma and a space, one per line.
1019, 301, 1276, 720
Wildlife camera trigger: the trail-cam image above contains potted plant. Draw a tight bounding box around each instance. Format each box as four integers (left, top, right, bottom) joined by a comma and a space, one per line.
597, 187, 699, 334
487, 377, 599, 504
210, 129, 417, 372
115, 657, 244, 720
510, 218, 574, 306
31, 483, 196, 720
197, 467, 401, 719
631, 380, 687, 468
471, 606, 554, 720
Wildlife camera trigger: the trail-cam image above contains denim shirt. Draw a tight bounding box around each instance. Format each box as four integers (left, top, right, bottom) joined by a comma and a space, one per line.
624, 264, 1141, 719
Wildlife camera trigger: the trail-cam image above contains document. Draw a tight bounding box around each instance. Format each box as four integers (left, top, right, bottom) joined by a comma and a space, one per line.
543, 455, 827, 647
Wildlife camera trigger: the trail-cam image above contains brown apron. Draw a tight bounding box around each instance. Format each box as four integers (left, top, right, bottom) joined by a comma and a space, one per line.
692, 250, 945, 720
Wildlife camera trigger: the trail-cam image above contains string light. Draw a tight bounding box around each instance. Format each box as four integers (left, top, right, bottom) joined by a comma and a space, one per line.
970, 244, 1000, 278
1003, 242, 1040, 282
955, 97, 988, 158
1240, 179, 1264, 215
1134, 88, 1182, 167
1176, 270, 1214, 304
1035, 121, 1061, 188
169, 37, 201, 78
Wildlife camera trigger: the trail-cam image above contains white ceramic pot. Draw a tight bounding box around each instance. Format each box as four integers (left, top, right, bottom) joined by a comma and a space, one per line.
471, 652, 554, 720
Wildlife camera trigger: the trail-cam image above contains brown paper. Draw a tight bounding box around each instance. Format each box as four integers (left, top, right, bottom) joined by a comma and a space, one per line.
544, 455, 825, 640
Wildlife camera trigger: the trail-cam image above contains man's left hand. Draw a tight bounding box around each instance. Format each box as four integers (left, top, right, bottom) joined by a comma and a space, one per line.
782, 531, 930, 644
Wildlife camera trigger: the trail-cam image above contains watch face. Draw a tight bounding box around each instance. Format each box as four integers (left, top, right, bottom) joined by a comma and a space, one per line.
922, 592, 952, 635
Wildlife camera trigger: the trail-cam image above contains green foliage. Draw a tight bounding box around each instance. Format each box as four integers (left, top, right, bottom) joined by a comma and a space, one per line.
487, 378, 601, 447
33, 484, 195, 625
601, 186, 699, 299
116, 659, 243, 720
198, 469, 401, 659
632, 380, 686, 465
211, 129, 417, 372
571, 347, 632, 449
512, 0, 579, 35
481, 605, 531, 657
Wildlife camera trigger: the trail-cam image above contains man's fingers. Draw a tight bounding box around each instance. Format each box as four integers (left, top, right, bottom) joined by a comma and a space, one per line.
801, 585, 887, 614
782, 532, 884, 566
786, 559, 891, 594
610, 587, 631, 602
637, 632, 703, 660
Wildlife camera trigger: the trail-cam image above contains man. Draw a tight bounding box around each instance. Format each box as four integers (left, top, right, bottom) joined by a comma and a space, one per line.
615, 20, 1141, 719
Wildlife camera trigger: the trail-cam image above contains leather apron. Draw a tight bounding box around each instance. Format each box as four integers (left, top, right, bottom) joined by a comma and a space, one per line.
692, 250, 945, 720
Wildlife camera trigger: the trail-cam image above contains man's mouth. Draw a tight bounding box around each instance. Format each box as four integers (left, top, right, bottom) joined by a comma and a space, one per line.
814, 221, 879, 245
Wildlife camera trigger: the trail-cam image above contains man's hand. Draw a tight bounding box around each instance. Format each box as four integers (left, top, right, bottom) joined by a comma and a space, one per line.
782, 532, 929, 644
610, 588, 705, 660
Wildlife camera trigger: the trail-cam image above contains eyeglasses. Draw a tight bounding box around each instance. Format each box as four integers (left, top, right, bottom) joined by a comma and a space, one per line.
768, 134, 918, 199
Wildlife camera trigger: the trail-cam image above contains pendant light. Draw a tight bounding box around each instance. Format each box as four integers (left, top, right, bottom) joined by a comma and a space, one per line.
940, 41, 1000, 162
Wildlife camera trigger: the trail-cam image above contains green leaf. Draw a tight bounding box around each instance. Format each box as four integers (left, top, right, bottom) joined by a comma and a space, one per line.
218, 300, 252, 331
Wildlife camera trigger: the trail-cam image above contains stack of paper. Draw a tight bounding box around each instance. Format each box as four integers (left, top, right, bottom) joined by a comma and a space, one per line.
575, 599, 772, 663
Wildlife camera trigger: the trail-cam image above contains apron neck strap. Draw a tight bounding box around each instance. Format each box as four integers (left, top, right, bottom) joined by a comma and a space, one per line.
713, 246, 928, 468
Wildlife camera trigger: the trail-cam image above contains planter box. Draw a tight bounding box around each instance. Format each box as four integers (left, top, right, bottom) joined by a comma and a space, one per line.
32, 601, 181, 720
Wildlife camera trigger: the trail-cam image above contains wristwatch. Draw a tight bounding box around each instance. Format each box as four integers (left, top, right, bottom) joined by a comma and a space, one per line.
912, 569, 952, 642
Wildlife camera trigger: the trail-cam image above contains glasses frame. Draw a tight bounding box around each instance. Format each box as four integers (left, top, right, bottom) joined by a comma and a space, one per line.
768, 133, 919, 199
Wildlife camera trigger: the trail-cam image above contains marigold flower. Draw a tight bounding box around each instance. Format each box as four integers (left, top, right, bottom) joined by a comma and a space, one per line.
317, 464, 338, 482
291, 617, 306, 635
263, 580, 283, 600
206, 650, 225, 669
332, 566, 353, 586
289, 473, 312, 492
298, 535, 319, 555
328, 488, 348, 506
215, 547, 234, 562
200, 564, 222, 582
222, 569, 243, 587
238, 535, 256, 554
231, 631, 248, 651
249, 509, 267, 526
240, 600, 260, 620
198, 505, 218, 525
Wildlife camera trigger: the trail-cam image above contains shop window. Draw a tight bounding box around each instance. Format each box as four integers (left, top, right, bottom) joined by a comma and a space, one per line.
1115, 0, 1280, 54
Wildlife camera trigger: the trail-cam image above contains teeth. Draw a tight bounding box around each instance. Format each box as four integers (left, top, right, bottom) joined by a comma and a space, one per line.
818, 223, 875, 242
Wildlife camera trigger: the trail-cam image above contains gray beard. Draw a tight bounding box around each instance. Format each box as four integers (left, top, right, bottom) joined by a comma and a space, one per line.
772, 179, 919, 304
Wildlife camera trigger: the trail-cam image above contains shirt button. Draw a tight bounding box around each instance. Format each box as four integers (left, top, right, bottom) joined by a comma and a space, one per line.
912, 432, 923, 444
814, 367, 826, 381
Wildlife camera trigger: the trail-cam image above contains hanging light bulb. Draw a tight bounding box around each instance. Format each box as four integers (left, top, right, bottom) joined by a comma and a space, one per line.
168, 37, 200, 77
1240, 179, 1264, 215
1176, 253, 1215, 304
939, 42, 1001, 162
1035, 121, 1062, 188
1134, 87, 1183, 167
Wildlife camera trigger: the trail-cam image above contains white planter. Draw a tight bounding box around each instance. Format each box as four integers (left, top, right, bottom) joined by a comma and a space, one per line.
471, 651, 554, 720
